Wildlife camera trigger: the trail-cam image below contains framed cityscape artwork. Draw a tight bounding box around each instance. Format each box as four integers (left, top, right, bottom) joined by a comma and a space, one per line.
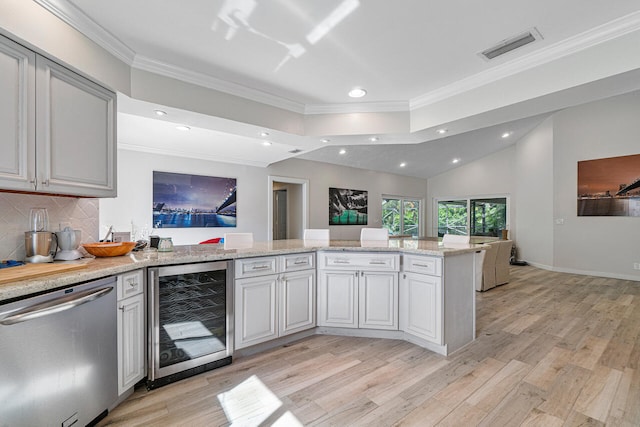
329, 187, 368, 225
577, 153, 640, 216
153, 171, 237, 228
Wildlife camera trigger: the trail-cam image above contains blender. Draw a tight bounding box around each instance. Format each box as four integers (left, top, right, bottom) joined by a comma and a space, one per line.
25, 208, 56, 263
54, 227, 83, 260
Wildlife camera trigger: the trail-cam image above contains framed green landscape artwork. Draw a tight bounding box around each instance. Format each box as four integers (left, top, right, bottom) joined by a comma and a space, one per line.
329, 187, 368, 225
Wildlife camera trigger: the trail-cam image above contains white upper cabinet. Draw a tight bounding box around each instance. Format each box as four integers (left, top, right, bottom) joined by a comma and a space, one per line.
0, 34, 116, 197
0, 35, 35, 191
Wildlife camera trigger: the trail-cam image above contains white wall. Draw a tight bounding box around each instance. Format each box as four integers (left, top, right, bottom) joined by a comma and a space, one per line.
268, 158, 429, 240
427, 90, 640, 280
552, 91, 640, 279
426, 146, 517, 238
515, 117, 554, 267
100, 151, 429, 245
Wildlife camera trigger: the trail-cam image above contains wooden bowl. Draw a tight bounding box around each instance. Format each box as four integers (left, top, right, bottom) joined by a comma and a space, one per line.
82, 241, 136, 257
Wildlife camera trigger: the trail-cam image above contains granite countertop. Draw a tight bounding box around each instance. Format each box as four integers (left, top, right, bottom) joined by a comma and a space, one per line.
0, 239, 487, 303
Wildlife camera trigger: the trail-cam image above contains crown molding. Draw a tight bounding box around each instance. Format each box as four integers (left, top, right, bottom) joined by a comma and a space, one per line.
131, 55, 306, 114
411, 10, 640, 110
34, 0, 136, 64
304, 101, 409, 115
35, 1, 640, 117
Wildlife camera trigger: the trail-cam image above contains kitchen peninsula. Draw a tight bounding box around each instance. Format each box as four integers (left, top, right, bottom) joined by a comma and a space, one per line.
1, 239, 484, 356
0, 238, 484, 424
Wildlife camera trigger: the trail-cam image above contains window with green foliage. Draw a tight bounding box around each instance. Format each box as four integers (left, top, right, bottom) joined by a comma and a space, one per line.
437, 200, 468, 236
437, 197, 508, 237
382, 197, 421, 236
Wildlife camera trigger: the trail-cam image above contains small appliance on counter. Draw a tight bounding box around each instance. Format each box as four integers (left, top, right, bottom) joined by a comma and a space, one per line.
25, 208, 56, 263
54, 227, 83, 261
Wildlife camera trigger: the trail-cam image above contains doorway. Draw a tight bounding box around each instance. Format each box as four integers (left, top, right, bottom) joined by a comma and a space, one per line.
273, 189, 287, 240
267, 176, 309, 241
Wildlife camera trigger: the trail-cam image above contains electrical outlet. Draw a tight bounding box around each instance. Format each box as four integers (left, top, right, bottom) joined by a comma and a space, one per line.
555, 218, 565, 225
634, 263, 640, 270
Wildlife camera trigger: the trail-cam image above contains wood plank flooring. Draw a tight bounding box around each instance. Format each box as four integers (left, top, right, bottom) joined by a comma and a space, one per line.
99, 266, 640, 426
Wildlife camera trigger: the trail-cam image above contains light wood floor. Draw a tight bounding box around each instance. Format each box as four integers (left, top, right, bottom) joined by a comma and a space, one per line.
99, 266, 640, 426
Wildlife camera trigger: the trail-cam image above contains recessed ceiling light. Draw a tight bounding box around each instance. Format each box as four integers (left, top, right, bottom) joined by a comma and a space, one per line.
321, 138, 330, 143
262, 141, 272, 146
176, 125, 191, 131
437, 128, 448, 134
501, 131, 512, 138
339, 149, 347, 155
154, 109, 167, 116
260, 131, 270, 137
452, 158, 460, 164
400, 162, 406, 168
348, 88, 367, 98
369, 136, 379, 142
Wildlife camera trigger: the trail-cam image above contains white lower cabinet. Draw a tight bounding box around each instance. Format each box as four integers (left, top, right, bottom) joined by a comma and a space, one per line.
400, 271, 442, 344
116, 269, 145, 395
235, 254, 316, 349
317, 252, 399, 330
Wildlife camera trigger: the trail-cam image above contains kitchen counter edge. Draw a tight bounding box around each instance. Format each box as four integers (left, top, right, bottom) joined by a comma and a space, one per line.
0, 239, 487, 303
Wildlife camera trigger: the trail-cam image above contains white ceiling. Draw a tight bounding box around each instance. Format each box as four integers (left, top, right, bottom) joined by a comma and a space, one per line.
41, 0, 640, 178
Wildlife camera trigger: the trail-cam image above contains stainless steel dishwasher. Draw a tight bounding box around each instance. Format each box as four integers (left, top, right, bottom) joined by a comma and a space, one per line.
0, 275, 118, 427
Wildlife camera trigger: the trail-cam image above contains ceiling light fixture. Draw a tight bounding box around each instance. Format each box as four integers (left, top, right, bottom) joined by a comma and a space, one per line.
262, 141, 272, 146
260, 131, 270, 137
437, 128, 448, 135
400, 162, 406, 168
321, 138, 330, 143
501, 132, 512, 138
154, 109, 167, 116
176, 125, 191, 131
369, 136, 379, 142
339, 149, 347, 155
452, 158, 460, 164
348, 88, 367, 98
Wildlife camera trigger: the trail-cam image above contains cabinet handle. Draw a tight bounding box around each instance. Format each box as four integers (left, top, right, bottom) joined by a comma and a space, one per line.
128, 280, 137, 288
293, 259, 308, 265
334, 260, 350, 264
403, 274, 406, 279
251, 265, 271, 270
41, 179, 49, 186
119, 305, 125, 311
369, 261, 387, 265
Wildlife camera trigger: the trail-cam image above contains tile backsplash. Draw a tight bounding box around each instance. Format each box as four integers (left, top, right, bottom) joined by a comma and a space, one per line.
0, 193, 99, 261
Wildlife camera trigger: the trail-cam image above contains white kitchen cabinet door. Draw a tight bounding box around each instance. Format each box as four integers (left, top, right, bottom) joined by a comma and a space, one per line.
117, 292, 145, 395
400, 272, 442, 344
279, 270, 316, 336
318, 270, 358, 328
359, 271, 398, 330
235, 275, 278, 349
35, 55, 116, 197
0, 35, 35, 192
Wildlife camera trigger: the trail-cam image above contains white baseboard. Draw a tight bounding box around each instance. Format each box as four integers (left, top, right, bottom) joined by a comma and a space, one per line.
522, 261, 640, 282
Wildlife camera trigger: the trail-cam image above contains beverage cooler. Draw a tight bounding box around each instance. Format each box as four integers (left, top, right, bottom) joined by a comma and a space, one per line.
147, 261, 233, 389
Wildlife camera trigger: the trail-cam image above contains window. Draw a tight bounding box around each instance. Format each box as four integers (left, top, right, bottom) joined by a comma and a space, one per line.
382, 197, 421, 236
437, 197, 508, 237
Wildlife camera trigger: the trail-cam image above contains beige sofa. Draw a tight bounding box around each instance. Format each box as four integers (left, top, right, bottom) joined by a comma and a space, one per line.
478, 240, 513, 291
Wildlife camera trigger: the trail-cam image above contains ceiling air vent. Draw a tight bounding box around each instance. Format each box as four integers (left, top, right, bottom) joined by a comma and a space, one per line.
289, 149, 303, 154
479, 28, 542, 60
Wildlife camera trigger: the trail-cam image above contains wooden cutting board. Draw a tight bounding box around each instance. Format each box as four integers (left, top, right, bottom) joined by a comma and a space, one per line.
0, 262, 88, 285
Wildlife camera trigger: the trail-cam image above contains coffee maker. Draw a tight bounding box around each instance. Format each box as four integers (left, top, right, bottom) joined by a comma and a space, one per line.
25, 208, 56, 263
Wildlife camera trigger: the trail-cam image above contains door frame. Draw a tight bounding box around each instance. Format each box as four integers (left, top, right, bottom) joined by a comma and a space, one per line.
267, 175, 309, 240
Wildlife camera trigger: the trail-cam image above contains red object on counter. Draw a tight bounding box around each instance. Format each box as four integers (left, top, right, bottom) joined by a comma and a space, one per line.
199, 238, 221, 244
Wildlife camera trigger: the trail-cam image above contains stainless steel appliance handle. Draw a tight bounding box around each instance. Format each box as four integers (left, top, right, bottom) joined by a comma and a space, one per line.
0, 286, 113, 325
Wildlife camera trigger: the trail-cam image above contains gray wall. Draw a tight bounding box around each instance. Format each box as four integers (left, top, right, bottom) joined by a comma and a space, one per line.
427, 91, 640, 280
100, 151, 428, 245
